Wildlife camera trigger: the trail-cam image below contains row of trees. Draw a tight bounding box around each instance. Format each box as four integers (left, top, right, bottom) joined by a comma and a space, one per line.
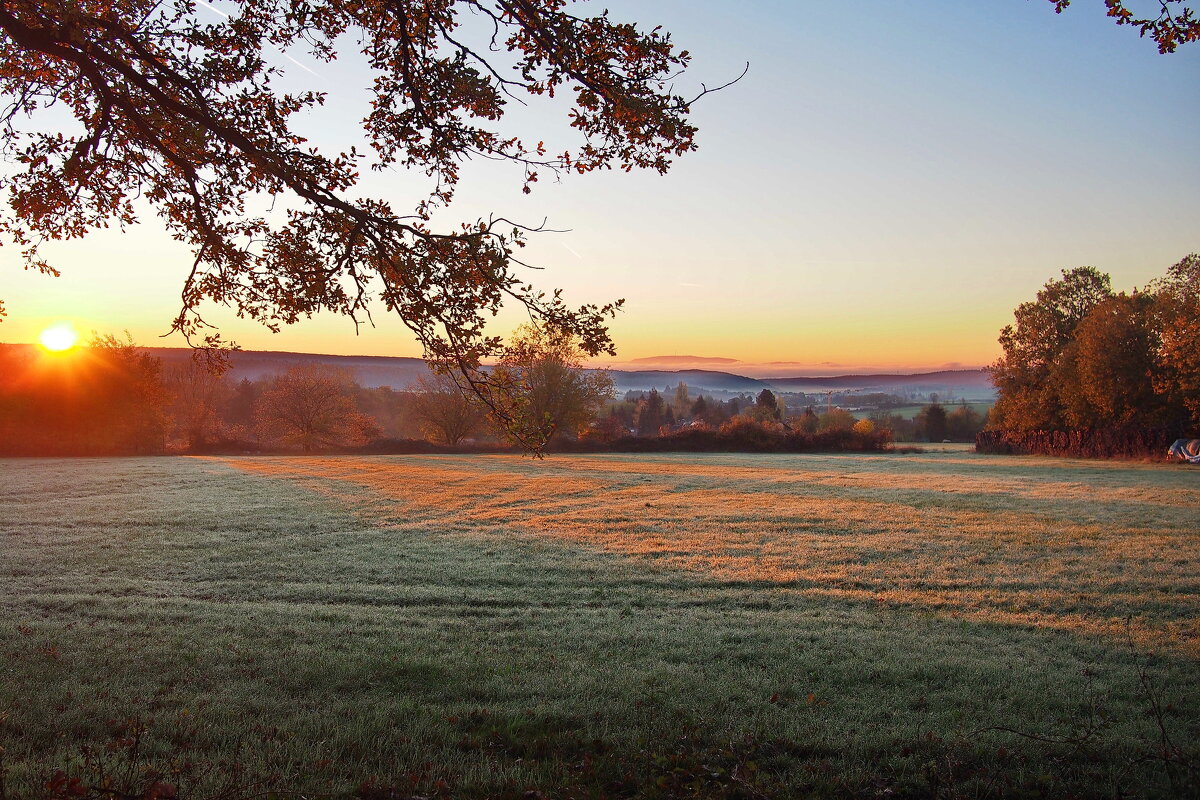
868, 403, 985, 443
594, 386, 980, 443
0, 325, 615, 455
0, 338, 371, 455
603, 387, 782, 437
989, 254, 1200, 437
0, 345, 969, 455
2, 323, 984, 455
0, 335, 166, 455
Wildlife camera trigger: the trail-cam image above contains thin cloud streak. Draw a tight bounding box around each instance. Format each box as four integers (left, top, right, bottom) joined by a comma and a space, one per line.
196, 0, 323, 79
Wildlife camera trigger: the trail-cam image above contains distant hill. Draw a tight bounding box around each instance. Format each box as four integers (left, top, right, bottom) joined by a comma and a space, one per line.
609, 368, 768, 394
142, 347, 433, 389
763, 369, 995, 398
3, 344, 994, 399
142, 348, 772, 394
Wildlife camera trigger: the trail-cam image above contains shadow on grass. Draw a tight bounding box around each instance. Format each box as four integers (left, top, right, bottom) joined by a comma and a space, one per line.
2, 456, 1198, 799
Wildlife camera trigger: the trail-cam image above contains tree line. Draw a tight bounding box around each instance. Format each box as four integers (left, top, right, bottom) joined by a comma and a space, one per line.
2, 324, 972, 456
982, 253, 1199, 457
0, 325, 606, 456
594, 387, 982, 444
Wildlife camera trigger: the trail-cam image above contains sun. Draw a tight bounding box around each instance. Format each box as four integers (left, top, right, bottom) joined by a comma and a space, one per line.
39, 322, 79, 352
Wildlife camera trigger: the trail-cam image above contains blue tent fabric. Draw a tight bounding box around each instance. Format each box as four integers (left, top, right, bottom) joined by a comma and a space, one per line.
1167, 439, 1200, 463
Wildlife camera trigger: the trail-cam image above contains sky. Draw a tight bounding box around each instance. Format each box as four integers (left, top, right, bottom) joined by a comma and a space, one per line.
1, 0, 1197, 374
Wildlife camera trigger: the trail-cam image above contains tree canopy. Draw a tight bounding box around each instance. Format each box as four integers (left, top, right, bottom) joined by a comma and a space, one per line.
489, 321, 613, 447
0, 0, 714, 364
989, 254, 1200, 436
990, 267, 1113, 431
255, 364, 376, 450
411, 371, 486, 445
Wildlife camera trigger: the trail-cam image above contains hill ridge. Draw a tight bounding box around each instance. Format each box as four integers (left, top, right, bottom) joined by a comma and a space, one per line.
2, 343, 995, 398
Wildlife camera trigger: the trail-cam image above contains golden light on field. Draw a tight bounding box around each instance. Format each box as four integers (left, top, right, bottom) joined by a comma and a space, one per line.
38, 322, 79, 352
222, 454, 1200, 658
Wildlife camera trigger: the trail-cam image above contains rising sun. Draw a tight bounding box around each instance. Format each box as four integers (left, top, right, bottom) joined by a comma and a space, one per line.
39, 323, 79, 352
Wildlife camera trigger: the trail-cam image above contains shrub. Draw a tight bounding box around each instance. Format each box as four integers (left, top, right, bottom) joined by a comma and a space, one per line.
975, 428, 1183, 459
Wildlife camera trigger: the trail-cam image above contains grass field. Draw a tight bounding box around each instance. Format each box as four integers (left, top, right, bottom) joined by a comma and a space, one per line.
1, 452, 1197, 799
874, 402, 994, 421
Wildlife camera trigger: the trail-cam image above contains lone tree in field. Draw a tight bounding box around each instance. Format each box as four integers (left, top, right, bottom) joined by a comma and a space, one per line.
411, 372, 486, 446
255, 365, 375, 451
916, 402, 948, 443
490, 322, 613, 445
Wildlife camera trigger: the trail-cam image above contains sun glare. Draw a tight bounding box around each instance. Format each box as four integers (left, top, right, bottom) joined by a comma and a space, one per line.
39, 323, 79, 352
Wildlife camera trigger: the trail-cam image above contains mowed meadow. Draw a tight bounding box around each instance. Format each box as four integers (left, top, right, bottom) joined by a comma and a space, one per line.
1, 451, 1197, 799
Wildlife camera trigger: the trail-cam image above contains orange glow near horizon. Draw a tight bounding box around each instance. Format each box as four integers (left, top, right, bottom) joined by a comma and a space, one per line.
38, 323, 79, 352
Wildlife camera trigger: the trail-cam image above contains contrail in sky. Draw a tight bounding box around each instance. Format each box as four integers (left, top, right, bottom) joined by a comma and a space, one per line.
196, 0, 322, 78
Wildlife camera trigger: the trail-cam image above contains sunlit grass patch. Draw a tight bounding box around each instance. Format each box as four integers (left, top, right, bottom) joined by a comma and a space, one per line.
219, 453, 1200, 657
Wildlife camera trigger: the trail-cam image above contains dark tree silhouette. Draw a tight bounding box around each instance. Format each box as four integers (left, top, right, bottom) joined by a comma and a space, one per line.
946, 404, 985, 442
916, 403, 948, 443
634, 389, 666, 437
743, 388, 784, 424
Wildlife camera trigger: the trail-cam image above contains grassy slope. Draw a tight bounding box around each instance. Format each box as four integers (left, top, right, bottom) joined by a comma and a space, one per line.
0, 453, 1197, 799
